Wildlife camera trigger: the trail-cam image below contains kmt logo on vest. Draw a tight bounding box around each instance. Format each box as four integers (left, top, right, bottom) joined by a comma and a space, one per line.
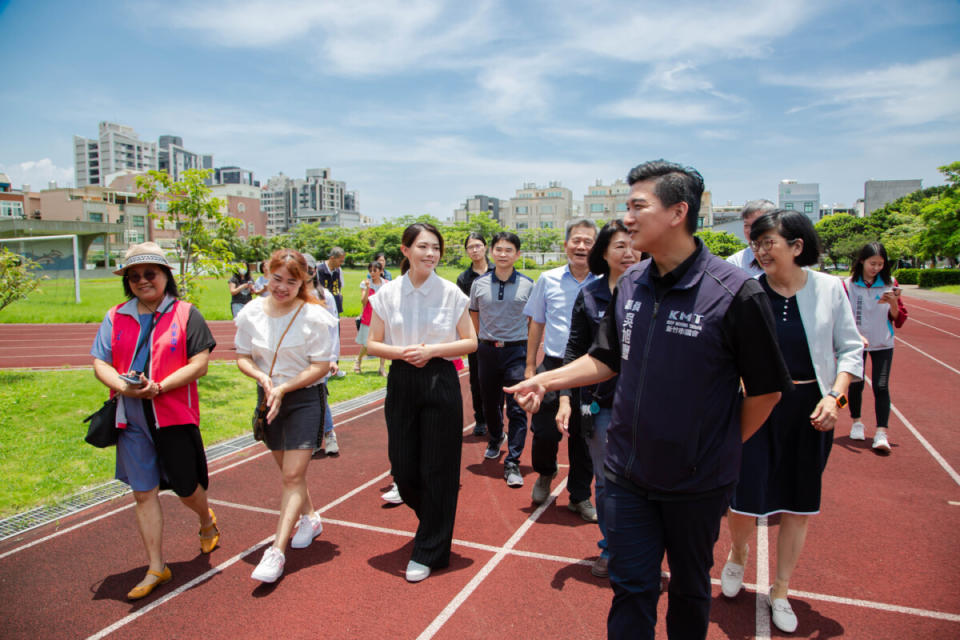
664, 309, 703, 338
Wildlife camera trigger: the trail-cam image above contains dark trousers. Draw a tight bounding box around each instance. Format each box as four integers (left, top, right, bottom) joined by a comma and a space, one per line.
848, 348, 893, 427
466, 351, 485, 426
477, 343, 528, 465
605, 479, 732, 640
385, 359, 463, 568
530, 355, 594, 502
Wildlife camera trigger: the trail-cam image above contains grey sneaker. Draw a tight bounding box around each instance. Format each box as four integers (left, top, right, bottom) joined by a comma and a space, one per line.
531, 473, 556, 504
484, 432, 507, 459
323, 431, 339, 455
504, 463, 523, 487
472, 422, 487, 437
568, 498, 598, 522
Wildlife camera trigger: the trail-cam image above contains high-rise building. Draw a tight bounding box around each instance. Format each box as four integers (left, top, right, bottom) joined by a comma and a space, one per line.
157, 135, 213, 183
74, 122, 158, 187
453, 195, 501, 223
260, 168, 360, 236
501, 182, 574, 231
864, 179, 922, 215
778, 180, 820, 223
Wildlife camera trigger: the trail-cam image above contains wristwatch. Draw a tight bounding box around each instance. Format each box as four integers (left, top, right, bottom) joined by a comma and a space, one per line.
827, 390, 847, 408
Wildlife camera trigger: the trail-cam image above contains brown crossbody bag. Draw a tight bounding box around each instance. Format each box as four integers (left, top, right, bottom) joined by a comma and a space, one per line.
252, 302, 305, 441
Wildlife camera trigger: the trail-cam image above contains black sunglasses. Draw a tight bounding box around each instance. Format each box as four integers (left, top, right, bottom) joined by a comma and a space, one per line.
127, 270, 159, 284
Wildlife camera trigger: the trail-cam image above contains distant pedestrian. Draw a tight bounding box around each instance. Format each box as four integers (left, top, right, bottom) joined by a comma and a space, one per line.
354, 261, 387, 377
726, 200, 777, 277
229, 263, 256, 317
375, 252, 393, 280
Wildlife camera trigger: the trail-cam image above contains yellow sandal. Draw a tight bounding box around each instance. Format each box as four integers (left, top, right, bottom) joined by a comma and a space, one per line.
127, 565, 172, 600
199, 508, 220, 554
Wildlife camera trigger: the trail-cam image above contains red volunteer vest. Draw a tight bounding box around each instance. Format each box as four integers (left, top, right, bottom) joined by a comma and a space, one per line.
109, 299, 200, 428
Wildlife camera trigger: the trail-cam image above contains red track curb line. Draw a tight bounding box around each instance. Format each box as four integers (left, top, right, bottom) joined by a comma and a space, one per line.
415, 477, 571, 640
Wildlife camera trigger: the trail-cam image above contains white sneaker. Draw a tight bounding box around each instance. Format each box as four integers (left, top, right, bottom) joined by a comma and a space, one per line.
382, 482, 403, 504
720, 556, 746, 598
850, 421, 865, 440
251, 546, 285, 582
769, 588, 798, 633
405, 559, 431, 582
872, 431, 891, 453
334, 369, 346, 378
323, 431, 339, 455
290, 512, 323, 548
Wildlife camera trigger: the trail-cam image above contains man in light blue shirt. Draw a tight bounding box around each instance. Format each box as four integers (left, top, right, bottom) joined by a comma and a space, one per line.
725, 199, 776, 278
523, 219, 598, 520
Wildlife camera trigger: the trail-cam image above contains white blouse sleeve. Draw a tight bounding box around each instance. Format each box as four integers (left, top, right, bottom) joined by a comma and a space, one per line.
832, 279, 864, 381
305, 306, 336, 363
234, 309, 253, 355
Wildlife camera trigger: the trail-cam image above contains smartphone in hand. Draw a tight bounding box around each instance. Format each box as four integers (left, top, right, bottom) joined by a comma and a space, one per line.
120, 371, 145, 386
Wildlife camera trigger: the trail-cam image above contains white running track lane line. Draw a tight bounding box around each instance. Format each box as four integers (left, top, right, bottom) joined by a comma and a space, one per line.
415, 478, 570, 640
0, 403, 389, 560
949, 501, 960, 506
896, 336, 960, 376
868, 372, 960, 488
755, 516, 771, 639
907, 317, 960, 339
907, 304, 960, 322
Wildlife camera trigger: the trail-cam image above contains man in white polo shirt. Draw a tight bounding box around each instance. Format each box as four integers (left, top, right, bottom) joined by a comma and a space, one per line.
523, 219, 598, 521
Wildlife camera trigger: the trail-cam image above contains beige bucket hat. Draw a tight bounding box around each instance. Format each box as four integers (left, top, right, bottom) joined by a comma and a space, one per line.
113, 242, 171, 275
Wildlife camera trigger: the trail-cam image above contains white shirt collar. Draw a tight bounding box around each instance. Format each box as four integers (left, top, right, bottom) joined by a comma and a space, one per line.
400, 271, 440, 297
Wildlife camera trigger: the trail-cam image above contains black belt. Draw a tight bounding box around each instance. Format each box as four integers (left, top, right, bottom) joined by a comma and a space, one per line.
479, 339, 526, 348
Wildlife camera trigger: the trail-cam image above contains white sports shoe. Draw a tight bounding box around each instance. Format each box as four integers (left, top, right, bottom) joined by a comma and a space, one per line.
290, 512, 323, 548
251, 546, 285, 583
323, 431, 339, 455
382, 482, 403, 504
850, 421, 865, 440
405, 560, 431, 582
872, 431, 891, 453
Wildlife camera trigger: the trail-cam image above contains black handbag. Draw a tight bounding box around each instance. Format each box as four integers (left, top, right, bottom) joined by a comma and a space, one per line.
83, 397, 119, 447
252, 303, 305, 441
83, 301, 169, 448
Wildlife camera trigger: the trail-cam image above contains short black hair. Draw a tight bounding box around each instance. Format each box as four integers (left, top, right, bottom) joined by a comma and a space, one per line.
565, 218, 598, 242
490, 231, 521, 251
463, 232, 486, 249
851, 242, 892, 285
749, 209, 822, 267
588, 220, 629, 276
122, 265, 180, 300
627, 160, 704, 235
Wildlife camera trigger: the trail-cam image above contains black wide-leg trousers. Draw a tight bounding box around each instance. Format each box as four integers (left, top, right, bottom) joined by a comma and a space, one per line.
385, 358, 464, 568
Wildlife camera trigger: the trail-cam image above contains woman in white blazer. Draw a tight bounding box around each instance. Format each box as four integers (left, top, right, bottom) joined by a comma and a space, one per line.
719, 210, 863, 633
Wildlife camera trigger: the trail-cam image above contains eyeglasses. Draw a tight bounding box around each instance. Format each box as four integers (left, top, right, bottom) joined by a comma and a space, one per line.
749, 238, 779, 253
127, 270, 158, 283
466, 244, 486, 252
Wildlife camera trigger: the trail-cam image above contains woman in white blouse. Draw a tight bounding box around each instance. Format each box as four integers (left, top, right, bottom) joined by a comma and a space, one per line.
366, 223, 478, 583
235, 249, 338, 583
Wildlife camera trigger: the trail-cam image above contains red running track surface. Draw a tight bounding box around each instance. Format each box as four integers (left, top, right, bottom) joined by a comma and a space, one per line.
0, 295, 959, 638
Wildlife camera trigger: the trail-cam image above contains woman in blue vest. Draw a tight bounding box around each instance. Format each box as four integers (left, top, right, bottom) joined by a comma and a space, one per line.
556, 220, 636, 579
720, 210, 863, 633
90, 242, 218, 600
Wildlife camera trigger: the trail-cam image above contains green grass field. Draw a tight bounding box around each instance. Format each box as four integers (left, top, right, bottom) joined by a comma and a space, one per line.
1, 265, 550, 323
0, 360, 389, 518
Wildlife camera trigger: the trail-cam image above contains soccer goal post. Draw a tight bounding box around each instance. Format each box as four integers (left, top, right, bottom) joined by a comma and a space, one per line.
0, 234, 81, 303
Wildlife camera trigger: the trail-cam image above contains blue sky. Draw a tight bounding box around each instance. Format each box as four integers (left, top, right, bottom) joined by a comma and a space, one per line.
1, 0, 958, 221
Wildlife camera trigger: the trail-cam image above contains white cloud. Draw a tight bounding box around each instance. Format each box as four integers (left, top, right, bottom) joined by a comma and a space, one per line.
776, 53, 960, 127
565, 0, 818, 64
0, 159, 74, 190
155, 0, 499, 75
598, 97, 735, 124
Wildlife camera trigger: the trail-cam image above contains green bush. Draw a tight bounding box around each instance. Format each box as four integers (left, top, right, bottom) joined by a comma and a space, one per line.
918, 269, 960, 288
893, 268, 921, 285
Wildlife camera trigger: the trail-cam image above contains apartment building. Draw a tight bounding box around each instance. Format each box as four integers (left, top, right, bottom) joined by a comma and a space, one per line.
864, 179, 922, 215
157, 135, 214, 183
74, 122, 158, 187
453, 194, 502, 223
211, 183, 267, 237
778, 180, 820, 223
260, 168, 360, 235
501, 182, 573, 231
583, 179, 629, 221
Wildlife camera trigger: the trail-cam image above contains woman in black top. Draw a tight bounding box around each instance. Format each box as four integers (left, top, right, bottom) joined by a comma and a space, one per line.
229, 263, 255, 318
556, 221, 636, 579
455, 232, 492, 436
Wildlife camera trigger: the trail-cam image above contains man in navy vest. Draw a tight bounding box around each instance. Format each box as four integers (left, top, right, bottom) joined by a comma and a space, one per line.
506, 160, 791, 639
